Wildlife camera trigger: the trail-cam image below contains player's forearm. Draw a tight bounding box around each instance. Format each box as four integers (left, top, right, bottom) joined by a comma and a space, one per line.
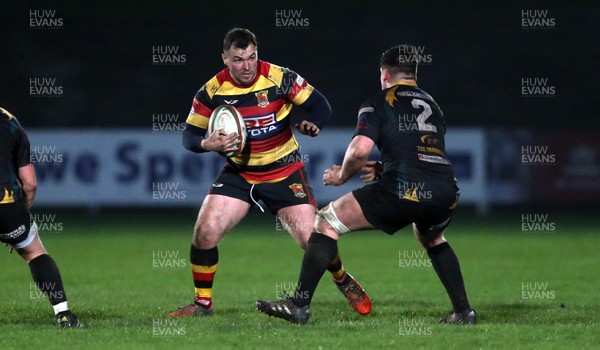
18, 164, 37, 209
339, 136, 374, 183
339, 146, 369, 183
182, 123, 208, 153
298, 88, 331, 130
21, 185, 36, 209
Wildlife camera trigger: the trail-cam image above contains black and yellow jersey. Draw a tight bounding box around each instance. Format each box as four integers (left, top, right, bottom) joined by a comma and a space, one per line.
185, 60, 315, 183
354, 82, 459, 208
0, 108, 30, 205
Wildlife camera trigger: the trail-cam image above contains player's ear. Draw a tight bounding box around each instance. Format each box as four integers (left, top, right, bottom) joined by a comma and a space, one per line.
382, 68, 391, 82
221, 52, 228, 66
380, 68, 389, 89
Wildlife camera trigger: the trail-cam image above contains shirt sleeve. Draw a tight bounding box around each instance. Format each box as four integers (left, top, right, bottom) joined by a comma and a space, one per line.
15, 125, 31, 168
182, 86, 213, 153
353, 99, 380, 143
281, 68, 314, 106
279, 67, 331, 129
185, 86, 213, 130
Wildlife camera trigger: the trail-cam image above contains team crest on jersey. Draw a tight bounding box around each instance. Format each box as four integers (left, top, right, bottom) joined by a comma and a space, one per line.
289, 183, 306, 198
255, 90, 269, 108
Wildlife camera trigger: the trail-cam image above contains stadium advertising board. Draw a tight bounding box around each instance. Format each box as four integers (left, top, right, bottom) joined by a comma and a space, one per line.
28, 129, 486, 209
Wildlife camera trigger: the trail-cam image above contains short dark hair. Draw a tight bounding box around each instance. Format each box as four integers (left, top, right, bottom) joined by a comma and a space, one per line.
380, 45, 418, 77
223, 28, 258, 52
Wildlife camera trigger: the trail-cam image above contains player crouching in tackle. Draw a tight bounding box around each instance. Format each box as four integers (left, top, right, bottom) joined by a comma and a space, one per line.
0, 108, 81, 328
257, 45, 476, 324
169, 28, 370, 317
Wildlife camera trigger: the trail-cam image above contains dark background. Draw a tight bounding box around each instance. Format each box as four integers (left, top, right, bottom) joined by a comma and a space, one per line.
1, 1, 598, 129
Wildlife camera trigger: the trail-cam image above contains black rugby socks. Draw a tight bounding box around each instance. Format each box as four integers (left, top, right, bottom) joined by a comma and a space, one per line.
293, 232, 338, 307
28, 254, 69, 314
427, 242, 471, 312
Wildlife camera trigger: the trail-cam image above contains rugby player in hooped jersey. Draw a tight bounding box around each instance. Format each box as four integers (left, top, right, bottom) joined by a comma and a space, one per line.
169, 28, 371, 317
257, 45, 476, 325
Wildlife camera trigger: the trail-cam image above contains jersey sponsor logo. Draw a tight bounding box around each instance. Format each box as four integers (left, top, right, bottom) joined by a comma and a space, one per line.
244, 113, 278, 137
255, 90, 269, 108
0, 224, 26, 240
418, 153, 450, 165
223, 99, 238, 105
417, 145, 445, 156
289, 183, 306, 198
420, 135, 440, 145
208, 84, 219, 95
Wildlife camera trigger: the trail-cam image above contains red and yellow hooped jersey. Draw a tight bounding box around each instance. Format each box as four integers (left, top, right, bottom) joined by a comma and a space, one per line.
186, 60, 314, 183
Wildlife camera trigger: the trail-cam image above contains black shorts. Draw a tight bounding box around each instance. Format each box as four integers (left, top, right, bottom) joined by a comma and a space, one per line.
0, 201, 32, 247
208, 166, 317, 214
352, 182, 454, 236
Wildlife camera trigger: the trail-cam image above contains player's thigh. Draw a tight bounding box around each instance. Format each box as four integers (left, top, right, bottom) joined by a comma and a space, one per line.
330, 192, 373, 231
257, 167, 317, 215
258, 167, 317, 246
315, 192, 374, 240
196, 194, 251, 238
351, 182, 416, 235
15, 231, 47, 263
276, 204, 316, 248
194, 167, 253, 246
412, 206, 454, 249
0, 202, 43, 259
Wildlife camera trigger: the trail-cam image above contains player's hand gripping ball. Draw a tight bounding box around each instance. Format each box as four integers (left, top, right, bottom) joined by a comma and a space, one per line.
207, 105, 247, 157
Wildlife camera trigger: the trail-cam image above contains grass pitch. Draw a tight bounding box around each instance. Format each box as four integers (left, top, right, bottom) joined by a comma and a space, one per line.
0, 207, 599, 349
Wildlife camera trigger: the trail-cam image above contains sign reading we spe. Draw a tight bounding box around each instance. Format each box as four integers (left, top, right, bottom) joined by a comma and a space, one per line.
28, 128, 486, 210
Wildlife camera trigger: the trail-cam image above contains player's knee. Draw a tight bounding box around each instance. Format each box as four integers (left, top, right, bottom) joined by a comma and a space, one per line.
193, 222, 222, 249
315, 203, 350, 236
415, 216, 451, 239
192, 234, 218, 250
413, 223, 446, 249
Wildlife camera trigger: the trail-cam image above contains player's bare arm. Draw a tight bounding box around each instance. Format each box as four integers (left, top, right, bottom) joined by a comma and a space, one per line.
324, 135, 375, 186
18, 164, 37, 209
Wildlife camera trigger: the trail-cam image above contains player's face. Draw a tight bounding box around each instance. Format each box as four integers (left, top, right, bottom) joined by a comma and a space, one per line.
222, 44, 258, 86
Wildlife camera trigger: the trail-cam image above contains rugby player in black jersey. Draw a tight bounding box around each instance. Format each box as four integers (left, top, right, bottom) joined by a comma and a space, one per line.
257, 45, 476, 325
0, 107, 81, 328
169, 28, 371, 317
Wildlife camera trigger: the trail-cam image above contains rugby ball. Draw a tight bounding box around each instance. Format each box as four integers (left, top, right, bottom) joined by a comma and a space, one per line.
207, 105, 247, 157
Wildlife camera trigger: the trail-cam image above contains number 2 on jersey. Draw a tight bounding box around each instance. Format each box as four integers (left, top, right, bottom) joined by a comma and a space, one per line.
411, 99, 437, 133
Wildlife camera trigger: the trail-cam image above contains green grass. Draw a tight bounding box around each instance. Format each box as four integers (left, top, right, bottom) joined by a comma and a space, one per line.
1, 208, 599, 349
